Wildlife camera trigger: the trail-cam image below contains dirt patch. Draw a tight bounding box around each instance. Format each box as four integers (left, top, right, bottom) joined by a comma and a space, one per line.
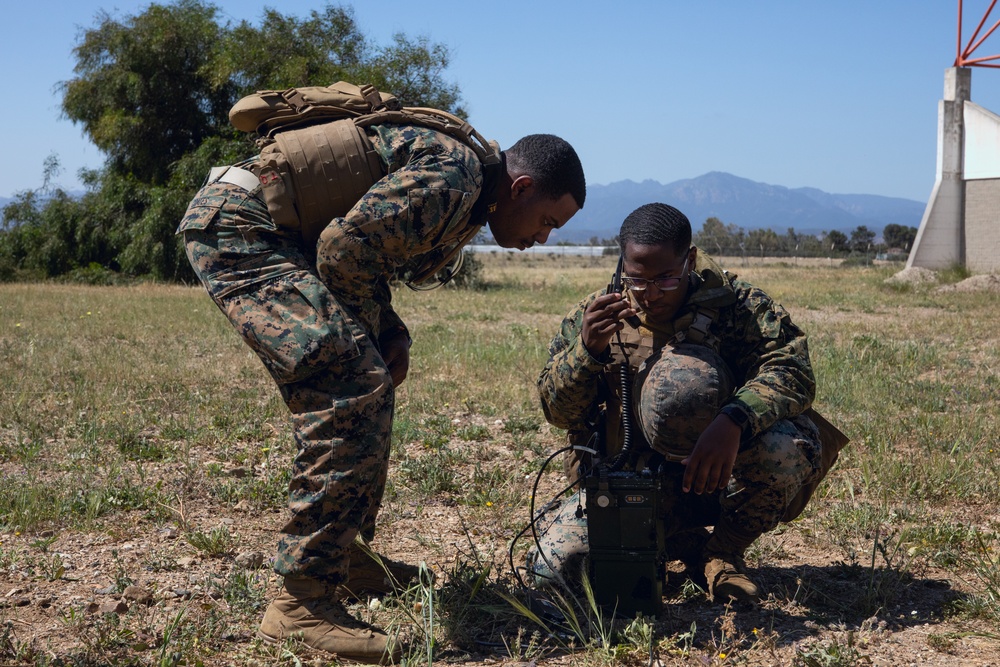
936, 274, 1000, 293
885, 266, 939, 287
2, 419, 999, 667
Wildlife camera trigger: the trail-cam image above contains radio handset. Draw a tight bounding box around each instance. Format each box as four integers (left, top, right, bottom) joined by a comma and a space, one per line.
609, 255, 642, 329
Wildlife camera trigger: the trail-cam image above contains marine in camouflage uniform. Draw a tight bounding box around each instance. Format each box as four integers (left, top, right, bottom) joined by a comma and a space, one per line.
531, 202, 843, 604
178, 125, 585, 662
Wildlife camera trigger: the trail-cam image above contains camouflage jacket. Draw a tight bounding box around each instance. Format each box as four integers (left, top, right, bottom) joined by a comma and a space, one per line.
537, 250, 816, 447
180, 124, 488, 339
315, 124, 486, 336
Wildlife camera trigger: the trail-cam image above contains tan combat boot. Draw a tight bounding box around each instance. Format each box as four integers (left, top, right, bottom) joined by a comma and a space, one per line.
703, 522, 761, 603
704, 554, 760, 603
258, 576, 401, 664
338, 542, 422, 600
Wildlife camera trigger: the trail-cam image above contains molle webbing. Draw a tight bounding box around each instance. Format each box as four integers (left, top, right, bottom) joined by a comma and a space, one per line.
609, 305, 721, 371
603, 307, 721, 457
254, 119, 385, 247
232, 82, 502, 253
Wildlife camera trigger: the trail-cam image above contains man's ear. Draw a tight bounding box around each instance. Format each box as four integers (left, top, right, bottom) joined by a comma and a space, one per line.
509, 174, 535, 200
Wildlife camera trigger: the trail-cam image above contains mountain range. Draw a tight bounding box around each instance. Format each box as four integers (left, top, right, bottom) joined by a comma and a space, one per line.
548, 171, 926, 244
1, 172, 927, 242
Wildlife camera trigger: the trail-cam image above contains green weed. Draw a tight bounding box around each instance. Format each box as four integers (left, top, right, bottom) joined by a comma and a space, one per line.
793, 632, 872, 666
185, 525, 237, 557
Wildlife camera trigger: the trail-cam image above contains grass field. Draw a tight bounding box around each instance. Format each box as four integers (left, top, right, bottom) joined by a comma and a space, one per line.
0, 253, 998, 666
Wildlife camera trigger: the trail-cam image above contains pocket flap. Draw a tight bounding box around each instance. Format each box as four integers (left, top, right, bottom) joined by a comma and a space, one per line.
177, 195, 226, 232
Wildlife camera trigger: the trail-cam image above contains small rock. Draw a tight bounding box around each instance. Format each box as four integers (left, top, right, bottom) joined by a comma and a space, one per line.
123, 585, 154, 606
95, 585, 117, 595
98, 600, 128, 615
234, 552, 265, 570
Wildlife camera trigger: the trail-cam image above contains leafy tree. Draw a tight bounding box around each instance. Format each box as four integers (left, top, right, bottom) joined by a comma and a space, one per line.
849, 225, 876, 253
882, 223, 917, 251
694, 217, 744, 255
824, 230, 849, 254
3, 2, 463, 283
796, 233, 824, 257
61, 1, 235, 186
746, 228, 781, 258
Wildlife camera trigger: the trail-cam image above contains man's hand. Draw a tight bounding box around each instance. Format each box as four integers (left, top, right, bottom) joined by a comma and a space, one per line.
380, 333, 411, 387
581, 293, 638, 356
681, 414, 743, 494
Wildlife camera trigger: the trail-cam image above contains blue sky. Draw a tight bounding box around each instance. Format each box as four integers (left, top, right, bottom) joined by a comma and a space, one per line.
4, 1, 1000, 202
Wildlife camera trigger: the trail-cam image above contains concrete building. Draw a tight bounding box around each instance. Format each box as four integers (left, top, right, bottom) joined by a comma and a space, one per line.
908, 67, 1000, 272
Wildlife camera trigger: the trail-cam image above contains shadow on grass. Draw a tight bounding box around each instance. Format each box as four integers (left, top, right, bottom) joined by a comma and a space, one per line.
427, 557, 968, 662
657, 561, 965, 648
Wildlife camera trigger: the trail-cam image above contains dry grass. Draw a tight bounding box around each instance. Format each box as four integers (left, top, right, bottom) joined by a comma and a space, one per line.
0, 255, 998, 666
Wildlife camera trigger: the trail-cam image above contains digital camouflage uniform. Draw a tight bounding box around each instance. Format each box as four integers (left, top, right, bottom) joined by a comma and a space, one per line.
530, 250, 825, 584
178, 125, 485, 586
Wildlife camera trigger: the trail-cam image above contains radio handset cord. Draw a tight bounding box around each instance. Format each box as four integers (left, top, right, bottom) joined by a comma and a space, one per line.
606, 254, 643, 471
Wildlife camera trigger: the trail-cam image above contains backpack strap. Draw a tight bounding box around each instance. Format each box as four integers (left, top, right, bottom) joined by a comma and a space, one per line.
677, 307, 719, 346
354, 107, 502, 171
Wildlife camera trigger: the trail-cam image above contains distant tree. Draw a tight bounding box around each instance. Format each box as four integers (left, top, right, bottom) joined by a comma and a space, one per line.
694, 217, 744, 255
3, 1, 463, 283
746, 228, 781, 258
825, 230, 849, 254
849, 225, 876, 253
882, 223, 918, 251
796, 233, 824, 257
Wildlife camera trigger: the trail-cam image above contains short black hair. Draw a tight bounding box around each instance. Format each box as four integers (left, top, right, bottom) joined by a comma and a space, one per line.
619, 203, 691, 255
504, 134, 586, 208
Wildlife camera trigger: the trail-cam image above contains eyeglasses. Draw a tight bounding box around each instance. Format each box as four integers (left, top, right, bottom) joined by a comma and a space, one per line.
621, 255, 690, 292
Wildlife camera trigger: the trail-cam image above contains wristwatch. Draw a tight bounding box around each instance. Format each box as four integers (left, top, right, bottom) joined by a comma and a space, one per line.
720, 403, 753, 447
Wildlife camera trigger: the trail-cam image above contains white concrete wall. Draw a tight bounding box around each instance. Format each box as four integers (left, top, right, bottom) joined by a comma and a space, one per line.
965, 102, 1000, 179
907, 68, 970, 270
963, 101, 1000, 272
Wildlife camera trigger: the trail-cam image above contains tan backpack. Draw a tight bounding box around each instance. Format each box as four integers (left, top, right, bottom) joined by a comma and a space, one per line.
228, 82, 502, 265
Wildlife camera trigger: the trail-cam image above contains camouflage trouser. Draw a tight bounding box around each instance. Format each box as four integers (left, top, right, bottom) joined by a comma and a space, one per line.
527, 413, 822, 586
180, 182, 393, 586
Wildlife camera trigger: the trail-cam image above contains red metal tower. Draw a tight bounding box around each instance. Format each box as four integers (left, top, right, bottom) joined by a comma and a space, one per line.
956, 0, 1000, 67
